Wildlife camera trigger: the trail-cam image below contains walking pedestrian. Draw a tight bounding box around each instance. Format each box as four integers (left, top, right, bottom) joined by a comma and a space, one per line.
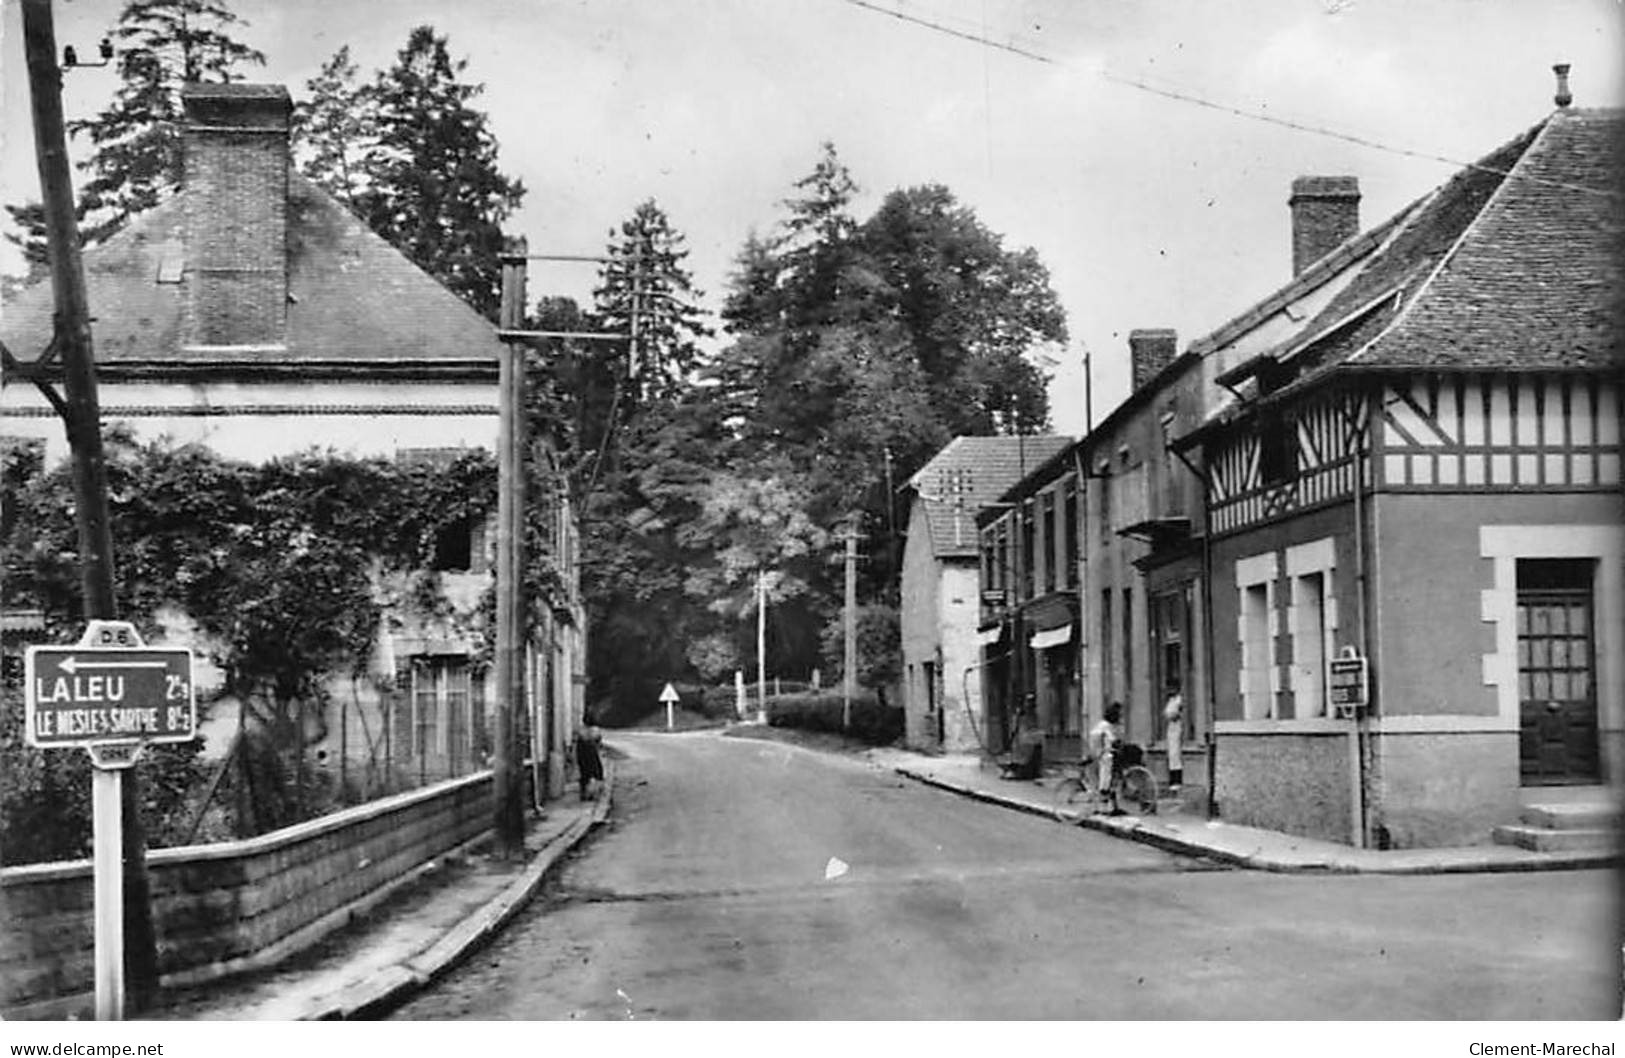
575, 723, 604, 801
1163, 679, 1185, 792
1089, 702, 1124, 814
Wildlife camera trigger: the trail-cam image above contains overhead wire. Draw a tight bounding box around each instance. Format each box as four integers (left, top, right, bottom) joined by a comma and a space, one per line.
838, 0, 1622, 200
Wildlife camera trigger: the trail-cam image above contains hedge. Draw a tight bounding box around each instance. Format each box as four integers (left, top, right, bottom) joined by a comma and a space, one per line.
766, 692, 902, 745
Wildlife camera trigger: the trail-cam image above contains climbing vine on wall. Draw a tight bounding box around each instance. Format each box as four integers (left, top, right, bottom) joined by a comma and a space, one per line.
0, 432, 502, 864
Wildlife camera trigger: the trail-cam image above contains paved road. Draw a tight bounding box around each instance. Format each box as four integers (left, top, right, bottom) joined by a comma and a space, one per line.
393, 731, 1623, 1020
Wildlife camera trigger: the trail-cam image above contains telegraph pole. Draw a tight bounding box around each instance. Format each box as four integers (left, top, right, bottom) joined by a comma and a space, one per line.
842, 516, 861, 731
493, 236, 529, 856
756, 570, 767, 722
21, 0, 158, 1012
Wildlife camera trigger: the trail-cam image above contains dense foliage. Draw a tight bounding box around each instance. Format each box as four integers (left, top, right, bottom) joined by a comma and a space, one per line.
295, 27, 525, 319
0, 435, 499, 863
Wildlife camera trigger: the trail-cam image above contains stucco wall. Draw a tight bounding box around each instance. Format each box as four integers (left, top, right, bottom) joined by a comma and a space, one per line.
937, 563, 985, 753
1, 381, 499, 466
0, 771, 495, 1019
1373, 731, 1518, 848
1214, 729, 1356, 843
899, 502, 943, 750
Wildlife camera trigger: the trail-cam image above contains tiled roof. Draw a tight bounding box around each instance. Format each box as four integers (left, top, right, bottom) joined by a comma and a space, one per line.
0, 173, 504, 370
1346, 108, 1623, 372
907, 435, 1071, 558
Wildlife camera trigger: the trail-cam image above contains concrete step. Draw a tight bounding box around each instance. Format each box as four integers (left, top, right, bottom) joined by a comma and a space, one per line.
1520, 802, 1622, 830
1492, 823, 1620, 853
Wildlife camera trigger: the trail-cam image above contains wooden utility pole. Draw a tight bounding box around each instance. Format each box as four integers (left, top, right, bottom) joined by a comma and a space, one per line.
756, 570, 767, 722
493, 236, 529, 856
20, 0, 159, 1012
842, 517, 860, 731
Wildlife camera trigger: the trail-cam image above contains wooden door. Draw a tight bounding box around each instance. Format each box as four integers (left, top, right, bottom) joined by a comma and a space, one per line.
1517, 560, 1599, 784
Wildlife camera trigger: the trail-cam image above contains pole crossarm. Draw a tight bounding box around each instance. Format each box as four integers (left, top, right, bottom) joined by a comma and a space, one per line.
497, 252, 611, 265
496, 328, 632, 343
0, 336, 72, 420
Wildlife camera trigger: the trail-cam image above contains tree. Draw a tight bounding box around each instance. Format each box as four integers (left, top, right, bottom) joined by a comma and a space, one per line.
292, 45, 376, 211
355, 26, 524, 319
68, 0, 266, 243
593, 199, 712, 403
819, 602, 902, 706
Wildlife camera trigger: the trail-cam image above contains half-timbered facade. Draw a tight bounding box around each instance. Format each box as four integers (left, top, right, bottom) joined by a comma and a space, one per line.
1179, 103, 1623, 848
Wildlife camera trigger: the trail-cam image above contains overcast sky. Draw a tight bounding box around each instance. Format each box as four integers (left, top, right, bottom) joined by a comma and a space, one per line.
3, 0, 1621, 434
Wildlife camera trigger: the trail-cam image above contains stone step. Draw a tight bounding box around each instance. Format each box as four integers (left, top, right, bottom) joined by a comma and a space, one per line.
1492, 823, 1620, 853
1520, 802, 1622, 830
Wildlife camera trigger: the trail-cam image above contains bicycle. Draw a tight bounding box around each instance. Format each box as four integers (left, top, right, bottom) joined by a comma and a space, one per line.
1051, 748, 1159, 820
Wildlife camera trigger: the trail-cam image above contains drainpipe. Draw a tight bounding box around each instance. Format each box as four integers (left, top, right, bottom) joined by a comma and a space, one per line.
1172, 445, 1219, 819
1343, 384, 1373, 849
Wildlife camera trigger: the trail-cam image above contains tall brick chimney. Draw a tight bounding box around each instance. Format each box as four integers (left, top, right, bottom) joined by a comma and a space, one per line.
1289, 176, 1360, 277
1129, 328, 1178, 392
182, 83, 291, 349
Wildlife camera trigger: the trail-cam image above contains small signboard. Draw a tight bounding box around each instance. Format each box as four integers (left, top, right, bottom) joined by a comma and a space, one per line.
24, 622, 195, 748
1329, 646, 1368, 715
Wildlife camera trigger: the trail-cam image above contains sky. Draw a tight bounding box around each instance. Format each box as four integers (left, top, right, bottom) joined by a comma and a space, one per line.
2, 0, 1622, 436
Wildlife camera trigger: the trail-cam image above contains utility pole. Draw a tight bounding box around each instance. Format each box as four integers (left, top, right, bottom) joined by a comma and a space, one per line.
842, 516, 860, 732
20, 0, 159, 1013
756, 570, 767, 723
493, 236, 529, 856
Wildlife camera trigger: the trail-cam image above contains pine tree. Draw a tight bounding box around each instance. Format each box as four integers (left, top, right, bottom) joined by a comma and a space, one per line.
69, 0, 265, 243
593, 199, 712, 403
358, 26, 525, 320
292, 45, 376, 211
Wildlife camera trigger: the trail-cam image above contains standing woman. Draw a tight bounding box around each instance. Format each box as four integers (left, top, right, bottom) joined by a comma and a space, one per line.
1163, 680, 1185, 792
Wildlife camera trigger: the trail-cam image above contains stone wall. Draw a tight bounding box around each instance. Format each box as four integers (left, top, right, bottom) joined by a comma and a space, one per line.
0, 771, 493, 1019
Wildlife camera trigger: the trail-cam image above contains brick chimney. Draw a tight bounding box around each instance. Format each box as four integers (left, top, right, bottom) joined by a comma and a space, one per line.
1129, 328, 1178, 392
182, 83, 291, 349
1289, 176, 1360, 277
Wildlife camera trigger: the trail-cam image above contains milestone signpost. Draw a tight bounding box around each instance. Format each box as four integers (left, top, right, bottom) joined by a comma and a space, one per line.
24, 620, 195, 1020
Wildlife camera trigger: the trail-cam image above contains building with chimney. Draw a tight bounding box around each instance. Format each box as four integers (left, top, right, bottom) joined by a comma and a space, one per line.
899, 434, 1069, 753
0, 84, 583, 799
1174, 99, 1622, 848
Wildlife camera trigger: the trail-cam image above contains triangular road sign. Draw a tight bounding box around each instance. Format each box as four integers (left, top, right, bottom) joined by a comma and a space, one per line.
659, 682, 680, 703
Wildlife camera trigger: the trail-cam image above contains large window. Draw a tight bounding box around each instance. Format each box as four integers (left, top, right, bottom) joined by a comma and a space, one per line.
1041, 491, 1058, 594
1063, 482, 1079, 588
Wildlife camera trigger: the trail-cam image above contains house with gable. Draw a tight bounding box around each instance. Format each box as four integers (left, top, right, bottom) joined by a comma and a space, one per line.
1174, 93, 1622, 848
899, 434, 1068, 753
1, 84, 583, 799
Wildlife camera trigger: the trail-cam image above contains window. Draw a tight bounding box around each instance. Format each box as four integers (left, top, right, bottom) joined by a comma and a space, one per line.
1021, 501, 1037, 600
1152, 589, 1187, 740
1098, 466, 1112, 539
1241, 584, 1273, 718
1290, 571, 1329, 718
1122, 587, 1134, 714
1100, 589, 1114, 704
397, 657, 475, 778
1259, 412, 1296, 486
1062, 482, 1079, 589
1041, 491, 1058, 593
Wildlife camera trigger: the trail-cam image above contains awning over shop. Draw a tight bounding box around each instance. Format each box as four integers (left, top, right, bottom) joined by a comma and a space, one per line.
976, 625, 1005, 646
1029, 624, 1072, 651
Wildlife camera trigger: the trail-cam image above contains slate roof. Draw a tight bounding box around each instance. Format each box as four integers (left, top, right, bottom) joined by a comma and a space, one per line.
1181, 106, 1622, 443
0, 173, 504, 373
907, 435, 1071, 559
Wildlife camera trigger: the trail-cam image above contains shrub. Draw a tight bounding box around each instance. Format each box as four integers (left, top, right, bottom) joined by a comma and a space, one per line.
766, 692, 902, 745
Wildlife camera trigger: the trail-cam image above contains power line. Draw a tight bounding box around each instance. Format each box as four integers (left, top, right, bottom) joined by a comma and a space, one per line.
837, 0, 1621, 200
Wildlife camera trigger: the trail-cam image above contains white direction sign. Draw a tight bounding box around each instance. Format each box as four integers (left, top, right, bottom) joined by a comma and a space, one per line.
660, 682, 679, 731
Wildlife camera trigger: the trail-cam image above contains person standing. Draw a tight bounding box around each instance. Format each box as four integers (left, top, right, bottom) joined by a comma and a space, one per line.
575, 723, 604, 801
1163, 680, 1185, 792
1089, 702, 1124, 813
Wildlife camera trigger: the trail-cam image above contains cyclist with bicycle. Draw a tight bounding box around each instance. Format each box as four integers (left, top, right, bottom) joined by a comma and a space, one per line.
1088, 701, 1127, 815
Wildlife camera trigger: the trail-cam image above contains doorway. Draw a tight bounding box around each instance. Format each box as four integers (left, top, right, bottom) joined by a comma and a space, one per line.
1516, 559, 1599, 785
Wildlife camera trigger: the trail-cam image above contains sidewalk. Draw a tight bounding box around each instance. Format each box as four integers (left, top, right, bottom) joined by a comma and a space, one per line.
863, 749, 1621, 875
146, 769, 614, 1021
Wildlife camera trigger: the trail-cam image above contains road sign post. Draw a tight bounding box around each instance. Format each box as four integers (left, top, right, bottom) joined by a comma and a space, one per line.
660, 682, 680, 731
23, 621, 194, 1020
1329, 646, 1369, 719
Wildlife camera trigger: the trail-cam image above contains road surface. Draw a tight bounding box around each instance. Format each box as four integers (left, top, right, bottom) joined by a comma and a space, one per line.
394, 730, 1622, 1019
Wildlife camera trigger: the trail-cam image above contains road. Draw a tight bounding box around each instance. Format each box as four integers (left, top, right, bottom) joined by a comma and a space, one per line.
393, 730, 1622, 1020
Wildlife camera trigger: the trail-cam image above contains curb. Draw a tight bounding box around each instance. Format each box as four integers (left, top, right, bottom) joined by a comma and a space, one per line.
302, 766, 615, 1021
892, 766, 1621, 876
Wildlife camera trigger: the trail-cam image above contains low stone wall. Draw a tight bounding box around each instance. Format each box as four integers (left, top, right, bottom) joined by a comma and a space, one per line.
0, 771, 494, 1020
1214, 729, 1356, 844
